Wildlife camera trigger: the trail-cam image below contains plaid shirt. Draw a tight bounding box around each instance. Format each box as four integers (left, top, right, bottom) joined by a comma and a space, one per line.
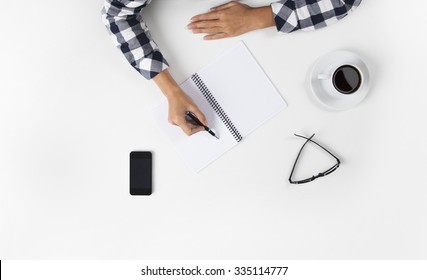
102, 0, 362, 80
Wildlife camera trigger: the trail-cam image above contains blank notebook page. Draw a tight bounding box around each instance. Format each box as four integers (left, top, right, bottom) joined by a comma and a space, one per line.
152, 42, 287, 173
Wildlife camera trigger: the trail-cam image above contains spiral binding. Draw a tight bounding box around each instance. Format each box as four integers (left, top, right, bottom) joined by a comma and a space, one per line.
191, 73, 242, 142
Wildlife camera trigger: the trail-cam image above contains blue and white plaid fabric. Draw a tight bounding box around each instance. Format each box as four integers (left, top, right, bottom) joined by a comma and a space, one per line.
101, 0, 169, 80
102, 0, 362, 80
272, 0, 362, 33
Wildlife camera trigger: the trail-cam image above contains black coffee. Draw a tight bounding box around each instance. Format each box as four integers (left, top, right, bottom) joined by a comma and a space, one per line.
332, 65, 361, 94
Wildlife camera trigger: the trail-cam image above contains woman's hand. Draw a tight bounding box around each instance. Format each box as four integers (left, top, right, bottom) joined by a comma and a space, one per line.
166, 89, 207, 136
187, 1, 275, 40
153, 70, 207, 136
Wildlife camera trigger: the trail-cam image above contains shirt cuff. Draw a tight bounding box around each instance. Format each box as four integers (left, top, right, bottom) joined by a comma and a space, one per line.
270, 1, 299, 33
134, 50, 169, 80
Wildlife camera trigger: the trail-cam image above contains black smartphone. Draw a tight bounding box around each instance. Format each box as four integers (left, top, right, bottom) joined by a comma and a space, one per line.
130, 151, 152, 195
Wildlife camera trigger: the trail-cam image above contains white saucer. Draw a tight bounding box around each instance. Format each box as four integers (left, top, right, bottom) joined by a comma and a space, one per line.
309, 50, 370, 110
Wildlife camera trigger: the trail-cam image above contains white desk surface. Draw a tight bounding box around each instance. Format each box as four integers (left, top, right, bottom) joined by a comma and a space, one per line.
1, 0, 427, 259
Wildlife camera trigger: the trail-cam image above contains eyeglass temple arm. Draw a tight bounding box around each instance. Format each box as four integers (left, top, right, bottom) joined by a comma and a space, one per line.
288, 134, 316, 183
294, 134, 341, 162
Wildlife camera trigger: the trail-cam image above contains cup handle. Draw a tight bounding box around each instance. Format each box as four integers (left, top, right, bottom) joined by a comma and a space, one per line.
317, 74, 329, 80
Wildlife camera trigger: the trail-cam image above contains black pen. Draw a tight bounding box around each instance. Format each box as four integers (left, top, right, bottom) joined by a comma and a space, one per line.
185, 111, 219, 139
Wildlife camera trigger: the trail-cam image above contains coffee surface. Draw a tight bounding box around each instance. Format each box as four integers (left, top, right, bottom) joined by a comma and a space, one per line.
333, 65, 361, 94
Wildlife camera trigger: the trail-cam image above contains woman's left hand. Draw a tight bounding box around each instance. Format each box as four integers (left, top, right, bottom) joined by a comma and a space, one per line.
187, 1, 273, 40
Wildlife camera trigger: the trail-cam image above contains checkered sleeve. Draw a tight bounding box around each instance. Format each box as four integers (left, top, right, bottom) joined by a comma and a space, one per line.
101, 0, 168, 79
271, 0, 362, 33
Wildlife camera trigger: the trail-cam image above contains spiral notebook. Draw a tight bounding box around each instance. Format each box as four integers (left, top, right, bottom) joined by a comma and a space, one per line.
152, 42, 287, 173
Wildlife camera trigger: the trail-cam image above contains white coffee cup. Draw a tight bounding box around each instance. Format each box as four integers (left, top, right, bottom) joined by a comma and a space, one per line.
317, 64, 363, 98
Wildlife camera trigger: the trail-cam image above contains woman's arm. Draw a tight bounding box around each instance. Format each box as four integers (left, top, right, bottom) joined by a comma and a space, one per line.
102, 0, 168, 79
188, 0, 362, 39
102, 0, 207, 135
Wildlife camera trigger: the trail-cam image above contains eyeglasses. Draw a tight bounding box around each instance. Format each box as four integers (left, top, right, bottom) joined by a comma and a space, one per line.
289, 134, 341, 184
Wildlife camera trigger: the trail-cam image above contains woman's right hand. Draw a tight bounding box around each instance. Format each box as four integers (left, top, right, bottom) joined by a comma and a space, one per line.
153, 70, 208, 136
166, 87, 207, 136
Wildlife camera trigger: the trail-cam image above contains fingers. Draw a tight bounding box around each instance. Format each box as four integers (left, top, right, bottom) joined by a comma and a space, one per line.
180, 109, 208, 136
190, 11, 219, 23
165, 85, 209, 136
189, 125, 205, 135
169, 109, 208, 136
191, 26, 223, 34
181, 122, 205, 136
203, 33, 228, 40
188, 18, 220, 30
187, 16, 227, 39
188, 1, 245, 40
189, 106, 208, 126
175, 118, 205, 136
178, 122, 193, 136
188, 20, 225, 38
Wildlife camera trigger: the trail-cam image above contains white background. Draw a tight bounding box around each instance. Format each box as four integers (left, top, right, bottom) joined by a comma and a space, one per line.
1, 0, 427, 259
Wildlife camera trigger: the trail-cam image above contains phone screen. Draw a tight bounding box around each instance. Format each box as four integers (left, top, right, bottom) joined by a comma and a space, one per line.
130, 151, 152, 195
